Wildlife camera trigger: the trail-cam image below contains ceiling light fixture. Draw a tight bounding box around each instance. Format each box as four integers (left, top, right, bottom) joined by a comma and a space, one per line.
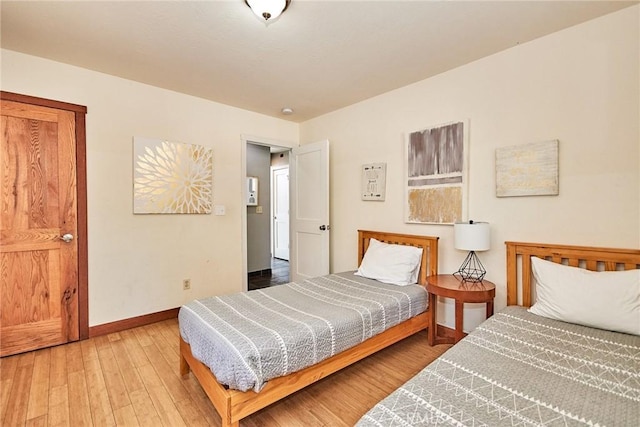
245, 0, 291, 23
281, 107, 294, 115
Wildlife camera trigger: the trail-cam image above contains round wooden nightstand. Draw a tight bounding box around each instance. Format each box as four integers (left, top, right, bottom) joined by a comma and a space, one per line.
426, 274, 496, 345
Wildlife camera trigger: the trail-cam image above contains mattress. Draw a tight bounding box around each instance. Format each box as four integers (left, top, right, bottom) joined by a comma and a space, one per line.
357, 305, 640, 426
179, 271, 428, 392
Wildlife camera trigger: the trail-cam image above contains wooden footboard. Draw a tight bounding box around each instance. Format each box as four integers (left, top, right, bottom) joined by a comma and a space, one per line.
180, 311, 430, 427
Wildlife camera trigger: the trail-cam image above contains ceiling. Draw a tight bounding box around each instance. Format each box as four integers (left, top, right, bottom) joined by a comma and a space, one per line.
1, 1, 637, 122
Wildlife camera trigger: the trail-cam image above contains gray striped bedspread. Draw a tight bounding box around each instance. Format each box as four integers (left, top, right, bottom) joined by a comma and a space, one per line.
357, 306, 640, 426
178, 271, 427, 392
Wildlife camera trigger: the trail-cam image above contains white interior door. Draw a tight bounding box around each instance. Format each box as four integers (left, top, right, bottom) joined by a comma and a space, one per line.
273, 166, 289, 260
290, 140, 330, 281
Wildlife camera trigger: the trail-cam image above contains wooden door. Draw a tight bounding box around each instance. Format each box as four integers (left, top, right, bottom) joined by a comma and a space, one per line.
1, 94, 87, 356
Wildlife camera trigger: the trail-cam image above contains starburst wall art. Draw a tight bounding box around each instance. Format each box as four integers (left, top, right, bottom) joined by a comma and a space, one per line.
133, 137, 213, 214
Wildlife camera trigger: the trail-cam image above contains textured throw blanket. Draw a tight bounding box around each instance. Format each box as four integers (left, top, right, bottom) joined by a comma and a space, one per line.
179, 272, 427, 392
358, 306, 640, 426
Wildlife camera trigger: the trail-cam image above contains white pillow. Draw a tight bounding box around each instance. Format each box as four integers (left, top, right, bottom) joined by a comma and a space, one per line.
529, 256, 640, 335
354, 238, 423, 286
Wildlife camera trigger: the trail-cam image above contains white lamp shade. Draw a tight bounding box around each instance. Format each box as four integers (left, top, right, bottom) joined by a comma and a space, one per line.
454, 222, 490, 251
247, 0, 288, 21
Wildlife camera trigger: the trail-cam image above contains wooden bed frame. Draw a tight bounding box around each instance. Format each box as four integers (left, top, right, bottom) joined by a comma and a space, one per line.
180, 230, 439, 427
505, 241, 640, 306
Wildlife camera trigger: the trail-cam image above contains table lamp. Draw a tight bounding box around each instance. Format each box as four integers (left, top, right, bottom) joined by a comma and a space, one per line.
453, 220, 490, 282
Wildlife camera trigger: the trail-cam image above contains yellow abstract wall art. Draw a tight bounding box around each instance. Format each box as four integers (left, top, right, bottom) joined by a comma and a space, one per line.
495, 140, 559, 197
133, 137, 213, 214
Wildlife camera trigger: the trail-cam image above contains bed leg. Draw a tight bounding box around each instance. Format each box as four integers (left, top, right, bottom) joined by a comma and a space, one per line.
180, 353, 191, 376
220, 411, 239, 427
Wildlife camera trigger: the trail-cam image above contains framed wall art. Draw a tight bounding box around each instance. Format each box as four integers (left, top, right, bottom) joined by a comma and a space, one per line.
496, 140, 559, 197
361, 163, 386, 201
404, 120, 469, 224
133, 137, 213, 214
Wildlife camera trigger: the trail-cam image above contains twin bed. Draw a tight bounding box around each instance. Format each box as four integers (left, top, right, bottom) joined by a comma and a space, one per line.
179, 230, 439, 427
358, 241, 640, 426
179, 232, 640, 426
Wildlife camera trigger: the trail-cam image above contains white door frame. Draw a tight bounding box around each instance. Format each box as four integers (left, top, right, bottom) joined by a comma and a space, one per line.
241, 135, 294, 291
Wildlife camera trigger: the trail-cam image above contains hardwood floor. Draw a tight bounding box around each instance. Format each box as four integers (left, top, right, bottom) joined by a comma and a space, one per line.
0, 318, 451, 426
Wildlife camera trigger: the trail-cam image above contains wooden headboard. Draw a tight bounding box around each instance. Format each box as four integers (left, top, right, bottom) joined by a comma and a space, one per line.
506, 241, 640, 307
357, 230, 439, 286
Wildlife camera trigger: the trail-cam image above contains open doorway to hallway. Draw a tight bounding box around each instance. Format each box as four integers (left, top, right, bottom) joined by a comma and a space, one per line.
247, 144, 290, 290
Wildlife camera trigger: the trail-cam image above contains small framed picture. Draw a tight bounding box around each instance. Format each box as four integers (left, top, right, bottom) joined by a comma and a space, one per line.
361, 163, 386, 201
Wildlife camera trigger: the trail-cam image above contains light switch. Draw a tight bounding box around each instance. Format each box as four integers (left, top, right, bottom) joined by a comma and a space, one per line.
214, 205, 226, 215
256, 206, 263, 214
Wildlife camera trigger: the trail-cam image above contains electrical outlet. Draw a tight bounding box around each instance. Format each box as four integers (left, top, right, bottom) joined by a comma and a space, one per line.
183, 279, 191, 290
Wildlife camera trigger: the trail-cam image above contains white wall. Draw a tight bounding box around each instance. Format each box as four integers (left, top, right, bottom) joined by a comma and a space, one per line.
300, 6, 640, 331
1, 49, 298, 326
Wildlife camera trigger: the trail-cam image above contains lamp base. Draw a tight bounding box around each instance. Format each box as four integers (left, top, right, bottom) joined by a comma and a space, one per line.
453, 251, 486, 283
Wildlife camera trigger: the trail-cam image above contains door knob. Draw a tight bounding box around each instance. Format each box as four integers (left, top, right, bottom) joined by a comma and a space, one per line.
60, 233, 74, 243
319, 225, 330, 231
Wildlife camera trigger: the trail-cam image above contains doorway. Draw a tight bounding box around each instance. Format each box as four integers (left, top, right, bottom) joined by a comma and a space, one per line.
245, 141, 290, 290
241, 136, 330, 291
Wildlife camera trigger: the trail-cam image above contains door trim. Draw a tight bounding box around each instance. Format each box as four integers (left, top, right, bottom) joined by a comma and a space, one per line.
1, 91, 89, 340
